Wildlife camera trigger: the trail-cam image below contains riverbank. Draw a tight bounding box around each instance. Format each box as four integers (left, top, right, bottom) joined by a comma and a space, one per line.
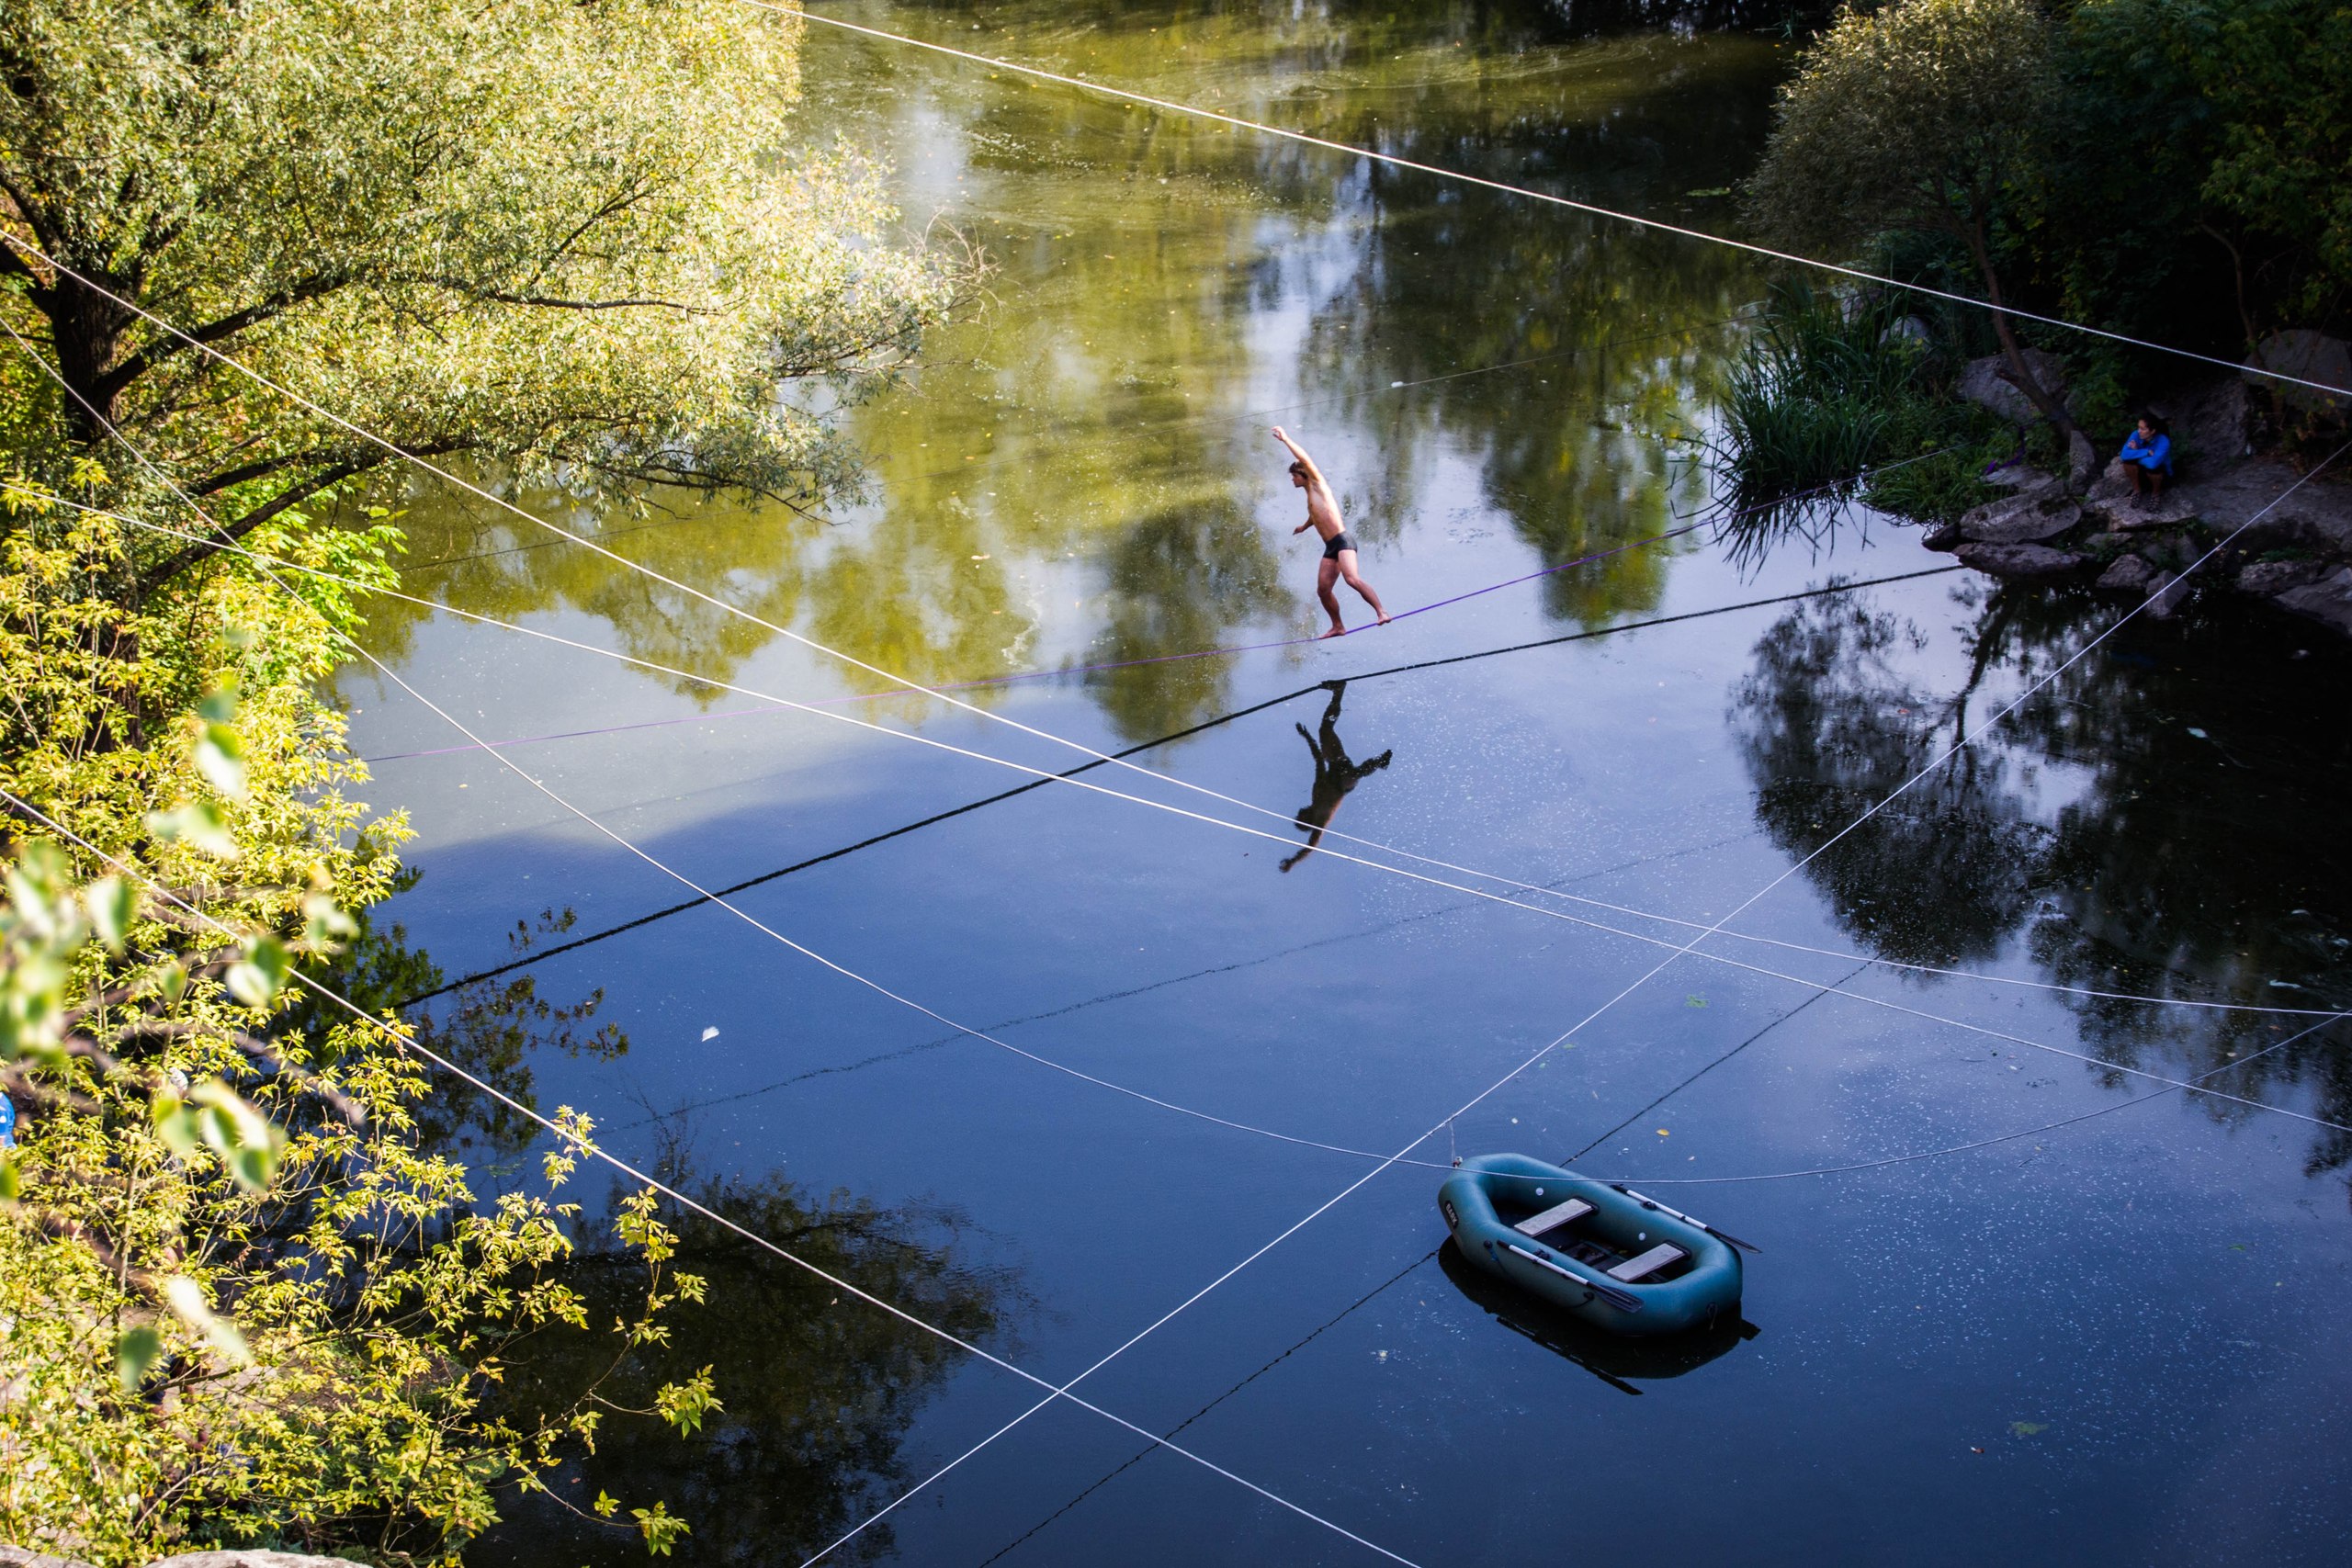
1915, 350, 2352, 638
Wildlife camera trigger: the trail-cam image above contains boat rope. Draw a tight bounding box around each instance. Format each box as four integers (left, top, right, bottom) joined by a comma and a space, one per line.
0, 791, 1422, 1568
1610, 1009, 2351, 1187
1567, 962, 1872, 1161
779, 447, 2352, 1558
972, 1249, 1437, 1567
75, 492, 2352, 1054
770, 1, 2352, 404
361, 447, 1951, 763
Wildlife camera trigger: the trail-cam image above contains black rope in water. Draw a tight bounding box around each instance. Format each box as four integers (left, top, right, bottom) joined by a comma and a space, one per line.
397, 565, 1960, 1006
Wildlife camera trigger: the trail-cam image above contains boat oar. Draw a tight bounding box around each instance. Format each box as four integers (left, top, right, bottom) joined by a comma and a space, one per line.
1505, 1243, 1644, 1314
1611, 1185, 1762, 1255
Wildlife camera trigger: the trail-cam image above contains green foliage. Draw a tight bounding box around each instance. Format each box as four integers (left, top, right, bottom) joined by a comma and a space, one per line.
0, 0, 960, 581
1747, 0, 2056, 261
0, 489, 705, 1564
2048, 0, 2352, 349
1712, 283, 2007, 540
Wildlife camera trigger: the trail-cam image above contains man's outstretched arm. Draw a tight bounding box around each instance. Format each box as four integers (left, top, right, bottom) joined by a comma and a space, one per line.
1272, 425, 1327, 488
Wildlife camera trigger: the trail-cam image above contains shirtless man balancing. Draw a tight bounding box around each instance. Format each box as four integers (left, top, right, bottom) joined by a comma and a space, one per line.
1273, 426, 1389, 637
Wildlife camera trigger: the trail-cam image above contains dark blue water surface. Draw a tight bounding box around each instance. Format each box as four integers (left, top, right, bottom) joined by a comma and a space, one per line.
339, 4, 2352, 1562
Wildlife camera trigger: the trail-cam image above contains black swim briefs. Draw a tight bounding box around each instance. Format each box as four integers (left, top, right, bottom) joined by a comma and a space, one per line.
1321, 530, 1359, 559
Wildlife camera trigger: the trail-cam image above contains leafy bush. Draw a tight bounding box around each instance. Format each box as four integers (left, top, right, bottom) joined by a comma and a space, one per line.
0, 486, 706, 1563
1711, 282, 2009, 549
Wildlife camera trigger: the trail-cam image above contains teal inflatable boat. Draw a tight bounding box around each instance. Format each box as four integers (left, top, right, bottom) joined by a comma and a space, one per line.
1439, 1153, 1749, 1337
1438, 1242, 1758, 1393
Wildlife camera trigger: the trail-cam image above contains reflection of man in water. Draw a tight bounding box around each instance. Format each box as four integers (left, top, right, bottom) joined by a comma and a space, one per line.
1281, 682, 1392, 873
1273, 425, 1390, 637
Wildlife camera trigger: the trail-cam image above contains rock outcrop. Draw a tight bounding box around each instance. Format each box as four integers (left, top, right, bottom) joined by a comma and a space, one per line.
1954, 487, 2081, 543
1957, 350, 2070, 425
2245, 331, 2351, 418
1951, 541, 2087, 579
1918, 367, 2352, 640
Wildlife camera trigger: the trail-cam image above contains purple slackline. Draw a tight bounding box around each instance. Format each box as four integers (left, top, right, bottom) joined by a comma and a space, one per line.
365, 453, 1944, 763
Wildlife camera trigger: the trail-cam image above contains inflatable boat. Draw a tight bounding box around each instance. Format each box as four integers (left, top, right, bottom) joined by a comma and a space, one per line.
1438, 1242, 1758, 1393
1438, 1153, 1748, 1336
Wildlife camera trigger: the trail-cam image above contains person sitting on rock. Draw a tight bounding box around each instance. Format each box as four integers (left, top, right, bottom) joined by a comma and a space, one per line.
2118, 415, 2173, 500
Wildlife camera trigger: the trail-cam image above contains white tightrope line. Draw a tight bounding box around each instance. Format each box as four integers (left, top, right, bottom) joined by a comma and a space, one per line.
9, 236, 2337, 1054
0, 790, 1422, 1566
47, 498, 2352, 1145
806, 438, 2352, 1546
0, 326, 1424, 1568
769, 1, 2352, 403
51, 503, 2352, 1143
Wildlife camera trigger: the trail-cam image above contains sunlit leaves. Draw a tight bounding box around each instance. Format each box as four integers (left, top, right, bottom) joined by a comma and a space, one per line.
225, 933, 291, 1008
155, 1080, 285, 1192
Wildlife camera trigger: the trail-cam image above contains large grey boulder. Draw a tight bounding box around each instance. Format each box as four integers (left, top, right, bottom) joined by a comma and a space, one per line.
2233, 558, 2327, 597
2148, 373, 2256, 463
146, 1555, 365, 1567
2097, 554, 2161, 593
1953, 541, 2087, 579
1958, 350, 2069, 424
2272, 566, 2352, 637
2087, 488, 2201, 532
1956, 487, 2081, 544
0, 1547, 99, 1568
2244, 331, 2352, 417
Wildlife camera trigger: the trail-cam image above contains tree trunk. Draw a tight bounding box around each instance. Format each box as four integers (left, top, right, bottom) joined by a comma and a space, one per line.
29, 265, 138, 448
1957, 219, 2089, 487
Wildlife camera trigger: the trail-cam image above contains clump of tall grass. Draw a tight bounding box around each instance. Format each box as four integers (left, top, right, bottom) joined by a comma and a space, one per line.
1711, 281, 2009, 562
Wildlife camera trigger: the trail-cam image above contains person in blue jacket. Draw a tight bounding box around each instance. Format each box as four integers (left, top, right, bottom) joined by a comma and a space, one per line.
2119, 415, 2173, 499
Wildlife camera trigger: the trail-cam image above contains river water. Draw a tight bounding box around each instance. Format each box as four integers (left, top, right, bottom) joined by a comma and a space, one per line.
341, 3, 2352, 1562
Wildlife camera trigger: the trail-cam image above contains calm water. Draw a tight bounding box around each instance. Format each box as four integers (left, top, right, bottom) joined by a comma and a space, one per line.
338, 3, 2352, 1562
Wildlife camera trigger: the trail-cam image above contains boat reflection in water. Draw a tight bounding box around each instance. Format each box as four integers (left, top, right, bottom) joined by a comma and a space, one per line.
1438, 1241, 1759, 1397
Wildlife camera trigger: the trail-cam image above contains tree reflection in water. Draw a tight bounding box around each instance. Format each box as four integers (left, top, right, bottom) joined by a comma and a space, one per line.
297, 893, 1025, 1562
1730, 579, 2352, 1173
354, 4, 1781, 744
487, 1134, 1023, 1567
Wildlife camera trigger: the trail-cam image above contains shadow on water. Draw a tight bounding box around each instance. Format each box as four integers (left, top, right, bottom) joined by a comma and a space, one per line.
1728, 577, 2352, 1177
1437, 1241, 1757, 1394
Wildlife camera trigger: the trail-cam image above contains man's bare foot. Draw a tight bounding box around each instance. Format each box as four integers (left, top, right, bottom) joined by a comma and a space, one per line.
1375, 612, 1392, 626
1319, 623, 1347, 639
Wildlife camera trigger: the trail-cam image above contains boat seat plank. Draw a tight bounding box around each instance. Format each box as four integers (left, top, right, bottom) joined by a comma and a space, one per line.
1606, 1243, 1687, 1282
1513, 1198, 1596, 1239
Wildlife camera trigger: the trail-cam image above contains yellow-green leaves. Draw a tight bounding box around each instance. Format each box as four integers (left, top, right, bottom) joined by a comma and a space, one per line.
155, 1080, 285, 1192
115, 1325, 164, 1393
225, 932, 292, 1008
144, 800, 238, 858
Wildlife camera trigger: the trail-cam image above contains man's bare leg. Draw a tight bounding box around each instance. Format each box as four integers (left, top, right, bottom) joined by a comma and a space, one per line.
1336, 550, 1389, 625
1316, 557, 1347, 637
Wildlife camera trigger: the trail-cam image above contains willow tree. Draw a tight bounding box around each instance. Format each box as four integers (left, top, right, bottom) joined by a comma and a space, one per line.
0, 0, 956, 583
1746, 0, 2083, 456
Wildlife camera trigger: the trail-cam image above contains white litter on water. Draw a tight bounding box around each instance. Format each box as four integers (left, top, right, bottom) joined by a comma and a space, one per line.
701, 1026, 720, 1041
